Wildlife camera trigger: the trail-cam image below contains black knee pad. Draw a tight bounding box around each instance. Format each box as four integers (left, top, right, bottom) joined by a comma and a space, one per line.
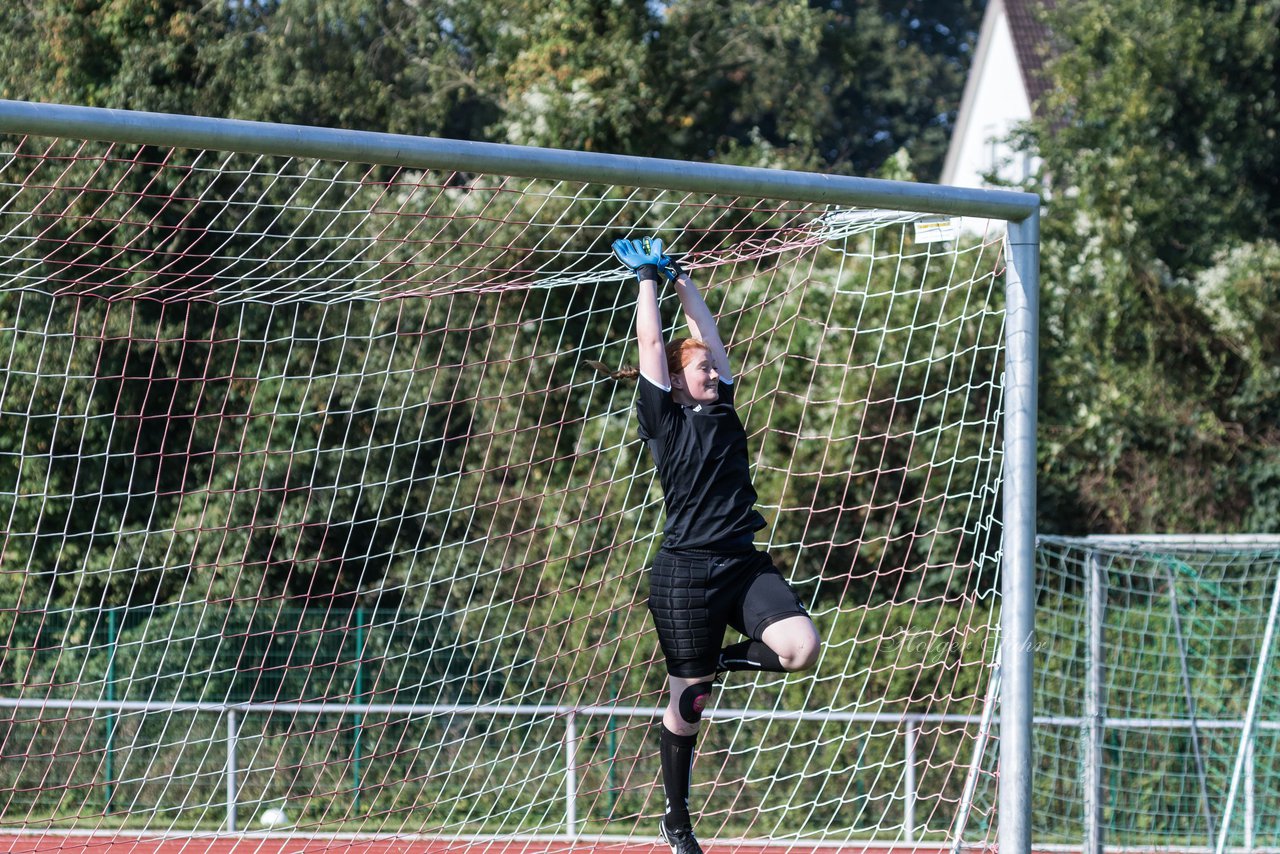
678, 681, 714, 724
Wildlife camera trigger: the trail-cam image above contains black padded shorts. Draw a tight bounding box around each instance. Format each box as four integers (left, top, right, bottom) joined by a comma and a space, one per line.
647, 546, 809, 678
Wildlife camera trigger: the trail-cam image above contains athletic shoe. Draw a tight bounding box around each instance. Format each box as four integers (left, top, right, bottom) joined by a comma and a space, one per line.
659, 821, 705, 854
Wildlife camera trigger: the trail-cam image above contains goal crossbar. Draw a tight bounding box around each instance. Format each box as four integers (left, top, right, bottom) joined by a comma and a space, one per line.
0, 99, 1040, 221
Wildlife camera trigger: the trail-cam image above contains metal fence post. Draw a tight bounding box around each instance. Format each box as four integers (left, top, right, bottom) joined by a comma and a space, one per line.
104, 607, 118, 815
904, 719, 918, 841
1084, 551, 1106, 854
1245, 731, 1255, 850
226, 710, 239, 832
564, 711, 579, 837
354, 606, 366, 813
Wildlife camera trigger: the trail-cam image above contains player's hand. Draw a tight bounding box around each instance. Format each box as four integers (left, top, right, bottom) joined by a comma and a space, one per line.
658, 253, 686, 283
612, 237, 665, 282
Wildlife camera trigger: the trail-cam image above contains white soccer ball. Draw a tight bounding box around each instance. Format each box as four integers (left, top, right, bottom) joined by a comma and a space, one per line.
258, 807, 289, 829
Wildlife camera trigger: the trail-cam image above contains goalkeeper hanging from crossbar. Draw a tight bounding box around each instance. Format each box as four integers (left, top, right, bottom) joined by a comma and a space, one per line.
591, 236, 822, 854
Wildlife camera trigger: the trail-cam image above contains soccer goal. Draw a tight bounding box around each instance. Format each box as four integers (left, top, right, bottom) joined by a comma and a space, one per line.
0, 100, 1039, 854
1035, 535, 1280, 854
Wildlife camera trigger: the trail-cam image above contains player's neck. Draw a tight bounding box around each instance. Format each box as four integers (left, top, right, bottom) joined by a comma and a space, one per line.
671, 386, 700, 407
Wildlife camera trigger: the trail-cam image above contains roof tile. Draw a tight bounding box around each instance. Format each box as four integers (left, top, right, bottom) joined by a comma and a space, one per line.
1004, 0, 1055, 113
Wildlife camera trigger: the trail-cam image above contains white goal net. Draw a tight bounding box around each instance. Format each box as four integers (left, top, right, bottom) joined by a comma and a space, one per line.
0, 103, 1039, 854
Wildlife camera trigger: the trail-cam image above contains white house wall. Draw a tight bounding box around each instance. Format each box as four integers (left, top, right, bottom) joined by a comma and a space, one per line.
942, 4, 1036, 192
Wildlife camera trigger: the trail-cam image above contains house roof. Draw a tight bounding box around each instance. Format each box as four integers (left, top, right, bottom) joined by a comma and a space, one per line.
939, 0, 1058, 187
1004, 0, 1054, 114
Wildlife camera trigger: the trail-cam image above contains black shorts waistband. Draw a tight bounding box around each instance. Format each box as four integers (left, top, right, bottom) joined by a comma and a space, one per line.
660, 533, 756, 556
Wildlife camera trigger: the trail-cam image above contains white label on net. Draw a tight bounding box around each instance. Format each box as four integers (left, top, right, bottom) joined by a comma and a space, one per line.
914, 217, 960, 244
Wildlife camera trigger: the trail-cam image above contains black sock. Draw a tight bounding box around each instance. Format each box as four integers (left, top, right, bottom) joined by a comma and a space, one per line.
718, 639, 787, 673
660, 725, 698, 831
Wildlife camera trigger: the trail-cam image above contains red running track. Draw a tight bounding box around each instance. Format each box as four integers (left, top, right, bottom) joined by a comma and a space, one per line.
0, 834, 966, 854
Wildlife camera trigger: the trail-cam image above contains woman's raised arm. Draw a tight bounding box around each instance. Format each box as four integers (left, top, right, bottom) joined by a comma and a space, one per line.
664, 258, 732, 383
613, 237, 671, 387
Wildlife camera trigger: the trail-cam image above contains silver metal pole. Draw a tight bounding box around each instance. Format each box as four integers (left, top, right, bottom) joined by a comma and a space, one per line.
0, 695, 1009, 724
0, 99, 1040, 221
1001, 212, 1039, 854
1084, 551, 1106, 854
1245, 732, 1255, 851
1215, 567, 1280, 854
564, 712, 579, 837
1039, 534, 1280, 550
904, 720, 918, 842
226, 710, 239, 833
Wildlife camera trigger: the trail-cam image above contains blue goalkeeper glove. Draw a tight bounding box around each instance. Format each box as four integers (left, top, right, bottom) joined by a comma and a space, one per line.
611, 236, 666, 282
657, 253, 686, 283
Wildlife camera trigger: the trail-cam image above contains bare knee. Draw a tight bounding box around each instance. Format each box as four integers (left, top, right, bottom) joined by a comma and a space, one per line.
780, 633, 821, 672
765, 617, 822, 672
663, 705, 701, 737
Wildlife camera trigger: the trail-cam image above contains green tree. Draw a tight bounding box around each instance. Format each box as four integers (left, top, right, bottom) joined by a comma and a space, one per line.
0, 0, 993, 614
0, 0, 231, 113
219, 0, 499, 139
457, 0, 661, 153
649, 0, 981, 176
0, 0, 499, 140
1026, 0, 1280, 532
0, 0, 982, 177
